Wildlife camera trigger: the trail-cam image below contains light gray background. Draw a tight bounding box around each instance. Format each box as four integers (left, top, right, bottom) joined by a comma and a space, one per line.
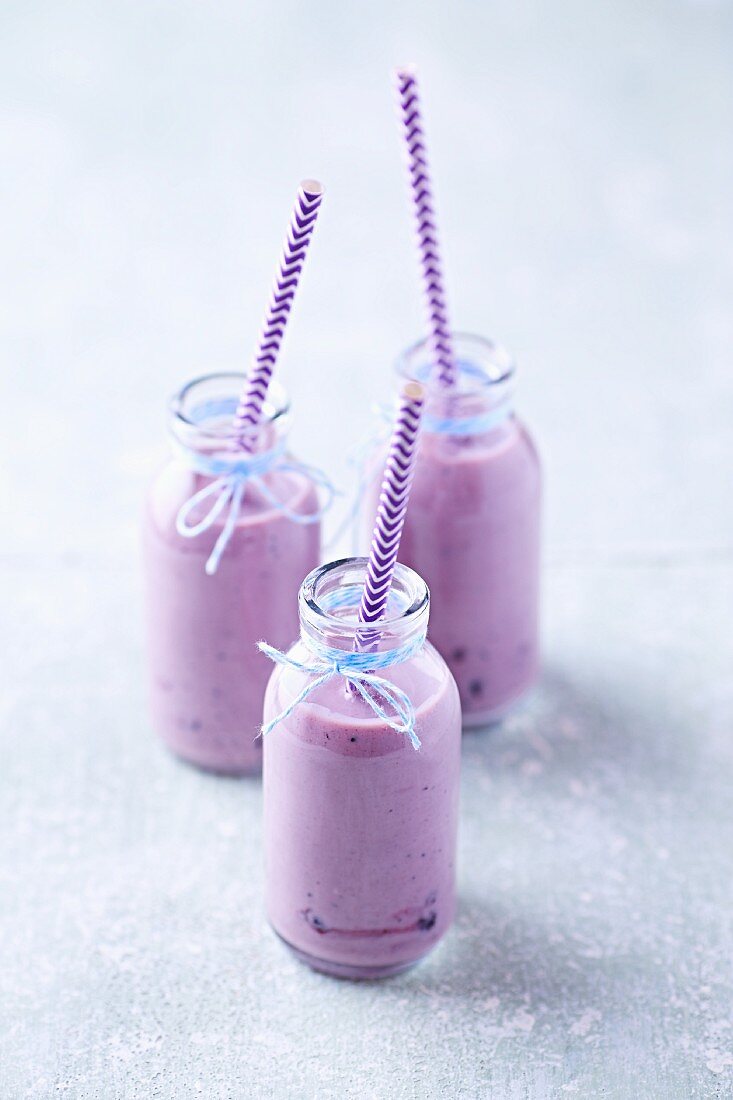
2, 2, 732, 1097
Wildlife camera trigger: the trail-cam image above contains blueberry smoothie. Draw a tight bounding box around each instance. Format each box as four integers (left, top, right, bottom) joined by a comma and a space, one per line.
363, 334, 541, 726
263, 559, 461, 978
143, 373, 321, 774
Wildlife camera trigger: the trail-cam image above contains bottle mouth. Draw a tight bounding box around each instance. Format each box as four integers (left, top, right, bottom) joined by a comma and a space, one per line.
169, 372, 291, 444
396, 331, 515, 395
299, 558, 429, 645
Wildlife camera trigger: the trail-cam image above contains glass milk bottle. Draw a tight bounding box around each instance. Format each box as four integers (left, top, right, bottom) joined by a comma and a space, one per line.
262, 558, 461, 979
362, 334, 541, 726
143, 372, 326, 775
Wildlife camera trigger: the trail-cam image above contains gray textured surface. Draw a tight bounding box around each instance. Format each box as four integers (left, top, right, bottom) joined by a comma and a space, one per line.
2, 1, 733, 1097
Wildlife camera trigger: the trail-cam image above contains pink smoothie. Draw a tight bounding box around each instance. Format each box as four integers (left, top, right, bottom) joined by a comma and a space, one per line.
263, 559, 461, 979
143, 374, 320, 775
363, 334, 541, 726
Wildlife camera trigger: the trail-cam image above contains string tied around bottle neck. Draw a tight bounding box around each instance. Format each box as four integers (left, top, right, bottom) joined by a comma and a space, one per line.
258, 629, 426, 750
173, 435, 336, 575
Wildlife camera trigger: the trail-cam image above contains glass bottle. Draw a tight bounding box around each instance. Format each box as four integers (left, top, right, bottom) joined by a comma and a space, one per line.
263, 557, 461, 978
362, 333, 541, 726
143, 372, 321, 774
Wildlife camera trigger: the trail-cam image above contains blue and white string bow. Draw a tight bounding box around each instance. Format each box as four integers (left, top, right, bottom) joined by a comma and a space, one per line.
175, 437, 336, 575
258, 630, 425, 750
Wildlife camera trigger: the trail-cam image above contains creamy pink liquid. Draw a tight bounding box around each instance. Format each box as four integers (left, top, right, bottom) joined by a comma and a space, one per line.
263, 642, 461, 978
365, 418, 541, 725
143, 465, 319, 774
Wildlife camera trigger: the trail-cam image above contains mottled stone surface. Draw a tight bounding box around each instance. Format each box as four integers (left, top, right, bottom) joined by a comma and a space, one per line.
1, 1, 732, 1097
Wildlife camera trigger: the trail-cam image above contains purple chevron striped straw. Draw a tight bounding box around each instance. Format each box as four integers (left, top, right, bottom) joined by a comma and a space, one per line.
231, 179, 324, 449
357, 381, 425, 645
395, 65, 457, 389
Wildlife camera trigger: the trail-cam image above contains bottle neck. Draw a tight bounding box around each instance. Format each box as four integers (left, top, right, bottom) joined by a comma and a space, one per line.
395, 332, 515, 437
168, 372, 292, 457
298, 558, 429, 657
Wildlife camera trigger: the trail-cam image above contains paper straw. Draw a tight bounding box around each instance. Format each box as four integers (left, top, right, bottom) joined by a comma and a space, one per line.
357, 381, 425, 635
394, 65, 457, 388
231, 179, 324, 448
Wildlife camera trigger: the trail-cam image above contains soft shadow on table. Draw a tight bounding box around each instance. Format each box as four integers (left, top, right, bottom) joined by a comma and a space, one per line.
462, 661, 692, 792
396, 662, 696, 1003
412, 892, 620, 1011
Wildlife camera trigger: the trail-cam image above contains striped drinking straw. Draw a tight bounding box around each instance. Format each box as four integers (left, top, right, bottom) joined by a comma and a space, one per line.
357, 381, 425, 650
231, 180, 324, 449
394, 65, 457, 389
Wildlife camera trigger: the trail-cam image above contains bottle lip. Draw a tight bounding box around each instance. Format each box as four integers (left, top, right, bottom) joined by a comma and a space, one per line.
299, 557, 429, 635
168, 372, 291, 443
396, 331, 515, 392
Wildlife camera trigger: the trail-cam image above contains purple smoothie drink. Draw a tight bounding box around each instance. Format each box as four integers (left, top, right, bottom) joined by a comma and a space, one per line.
143, 372, 322, 775
363, 334, 541, 726
263, 558, 461, 979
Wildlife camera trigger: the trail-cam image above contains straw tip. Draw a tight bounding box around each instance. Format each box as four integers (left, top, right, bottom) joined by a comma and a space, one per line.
300, 178, 324, 199
395, 63, 418, 82
402, 380, 425, 402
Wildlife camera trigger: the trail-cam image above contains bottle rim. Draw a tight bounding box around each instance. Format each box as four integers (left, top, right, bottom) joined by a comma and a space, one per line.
396, 331, 515, 393
168, 372, 291, 444
299, 557, 429, 640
